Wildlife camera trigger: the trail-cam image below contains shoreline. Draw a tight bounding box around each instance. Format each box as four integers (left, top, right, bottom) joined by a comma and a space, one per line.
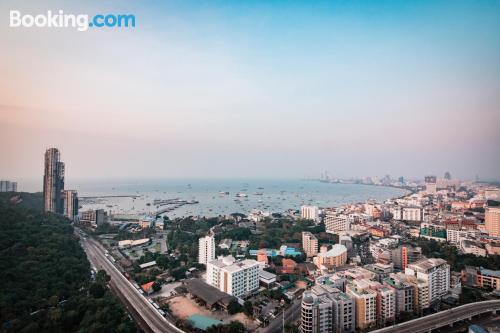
78, 179, 410, 219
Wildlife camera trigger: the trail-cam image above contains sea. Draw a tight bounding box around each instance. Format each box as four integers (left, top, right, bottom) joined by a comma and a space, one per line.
21, 178, 408, 218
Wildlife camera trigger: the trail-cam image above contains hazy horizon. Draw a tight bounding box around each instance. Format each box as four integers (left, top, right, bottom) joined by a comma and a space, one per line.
1, 1, 500, 181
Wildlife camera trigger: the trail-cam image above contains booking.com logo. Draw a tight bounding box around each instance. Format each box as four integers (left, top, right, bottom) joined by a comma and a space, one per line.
9, 10, 135, 31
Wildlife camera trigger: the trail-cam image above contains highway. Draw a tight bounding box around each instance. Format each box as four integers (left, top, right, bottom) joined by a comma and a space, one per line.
78, 232, 184, 333
371, 300, 500, 333
78, 231, 500, 333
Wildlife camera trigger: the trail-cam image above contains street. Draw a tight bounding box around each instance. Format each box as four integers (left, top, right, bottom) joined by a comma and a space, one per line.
78, 231, 183, 333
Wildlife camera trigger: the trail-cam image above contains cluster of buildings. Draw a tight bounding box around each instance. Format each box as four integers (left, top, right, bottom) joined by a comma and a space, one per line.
184, 175, 500, 333
301, 258, 450, 332
199, 233, 262, 298
0, 180, 17, 192
294, 175, 500, 333
43, 148, 79, 220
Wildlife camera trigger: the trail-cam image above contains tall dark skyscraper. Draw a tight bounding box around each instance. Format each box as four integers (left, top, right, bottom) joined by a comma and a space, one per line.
43, 148, 65, 214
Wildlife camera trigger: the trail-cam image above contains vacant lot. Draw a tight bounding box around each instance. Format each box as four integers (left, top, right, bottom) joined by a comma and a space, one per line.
167, 296, 258, 330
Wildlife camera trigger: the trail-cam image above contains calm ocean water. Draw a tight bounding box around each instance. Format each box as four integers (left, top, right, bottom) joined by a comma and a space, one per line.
20, 178, 407, 218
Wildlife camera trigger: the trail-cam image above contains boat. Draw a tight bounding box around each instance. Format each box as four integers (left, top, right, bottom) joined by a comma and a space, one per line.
236, 193, 248, 197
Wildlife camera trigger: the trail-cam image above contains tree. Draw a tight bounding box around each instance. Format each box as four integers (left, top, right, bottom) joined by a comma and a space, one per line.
96, 270, 111, 284
89, 282, 106, 298
0, 194, 136, 333
243, 300, 253, 317
207, 321, 246, 333
227, 299, 242, 314
152, 281, 162, 293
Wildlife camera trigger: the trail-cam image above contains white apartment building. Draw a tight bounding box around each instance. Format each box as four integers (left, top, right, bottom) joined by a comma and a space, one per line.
302, 231, 319, 257
446, 229, 480, 244
405, 258, 450, 303
301, 205, 320, 222
206, 256, 260, 297
198, 233, 215, 265
391, 206, 424, 222
325, 214, 351, 234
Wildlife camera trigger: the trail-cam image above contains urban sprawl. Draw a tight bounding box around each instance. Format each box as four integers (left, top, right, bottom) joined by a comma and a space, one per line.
3, 147, 500, 333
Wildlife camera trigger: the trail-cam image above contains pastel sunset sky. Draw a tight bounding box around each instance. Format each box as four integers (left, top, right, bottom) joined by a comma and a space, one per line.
1, 0, 500, 183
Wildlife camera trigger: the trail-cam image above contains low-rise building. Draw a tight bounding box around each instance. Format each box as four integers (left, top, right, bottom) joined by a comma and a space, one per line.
460, 239, 487, 257
313, 244, 348, 269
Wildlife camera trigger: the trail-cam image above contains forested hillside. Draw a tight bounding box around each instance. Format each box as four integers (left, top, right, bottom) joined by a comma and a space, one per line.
0, 193, 135, 332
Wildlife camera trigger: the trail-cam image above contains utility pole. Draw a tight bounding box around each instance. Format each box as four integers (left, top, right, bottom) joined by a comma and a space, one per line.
281, 299, 285, 333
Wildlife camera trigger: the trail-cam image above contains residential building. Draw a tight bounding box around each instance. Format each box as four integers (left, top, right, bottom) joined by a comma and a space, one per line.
313, 244, 348, 269
405, 258, 450, 303
301, 284, 355, 333
303, 231, 319, 257
391, 245, 422, 270
206, 256, 260, 297
485, 205, 500, 237
447, 229, 479, 244
81, 209, 107, 226
43, 148, 65, 214
346, 280, 377, 330
384, 273, 415, 316
62, 189, 78, 220
374, 285, 396, 325
391, 206, 424, 222
325, 214, 350, 233
460, 240, 487, 257
198, 233, 216, 265
425, 176, 437, 194
462, 266, 500, 291
282, 258, 297, 274
0, 180, 17, 192
301, 205, 319, 222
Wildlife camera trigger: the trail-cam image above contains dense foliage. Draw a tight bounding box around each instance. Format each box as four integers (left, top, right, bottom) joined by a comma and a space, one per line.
0, 193, 135, 333
206, 321, 246, 333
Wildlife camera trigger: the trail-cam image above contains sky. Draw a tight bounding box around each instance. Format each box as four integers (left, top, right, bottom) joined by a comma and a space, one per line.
1, 0, 500, 184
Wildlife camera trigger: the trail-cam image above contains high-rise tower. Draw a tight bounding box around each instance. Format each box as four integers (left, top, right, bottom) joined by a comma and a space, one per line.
43, 148, 65, 214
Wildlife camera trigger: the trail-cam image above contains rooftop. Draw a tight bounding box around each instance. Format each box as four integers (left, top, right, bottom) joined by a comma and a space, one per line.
317, 244, 347, 258
184, 279, 235, 308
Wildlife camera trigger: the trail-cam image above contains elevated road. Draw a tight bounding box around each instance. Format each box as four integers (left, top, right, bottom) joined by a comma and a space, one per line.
79, 233, 184, 333
371, 300, 500, 333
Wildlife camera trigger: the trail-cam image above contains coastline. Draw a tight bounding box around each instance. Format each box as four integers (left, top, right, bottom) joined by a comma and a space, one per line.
77, 179, 410, 218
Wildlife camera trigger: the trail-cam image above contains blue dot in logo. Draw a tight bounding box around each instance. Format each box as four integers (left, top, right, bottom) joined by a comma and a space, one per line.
89, 22, 93, 27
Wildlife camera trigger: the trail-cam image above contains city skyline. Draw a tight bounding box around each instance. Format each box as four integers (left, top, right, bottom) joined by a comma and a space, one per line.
1, 0, 500, 180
